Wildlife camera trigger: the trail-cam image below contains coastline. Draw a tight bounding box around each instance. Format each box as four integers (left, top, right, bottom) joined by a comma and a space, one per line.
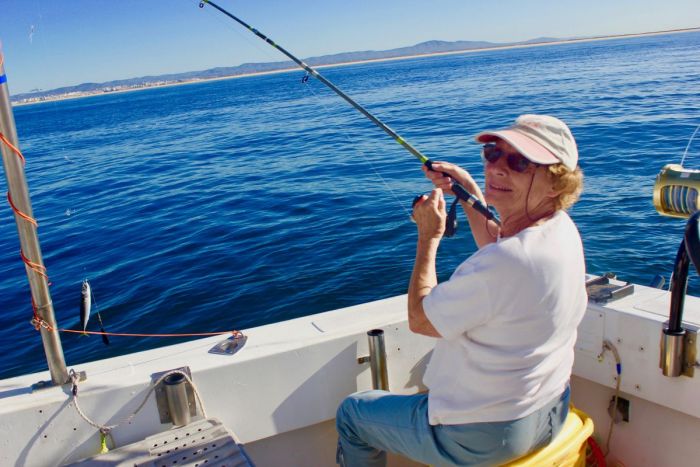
12, 26, 700, 107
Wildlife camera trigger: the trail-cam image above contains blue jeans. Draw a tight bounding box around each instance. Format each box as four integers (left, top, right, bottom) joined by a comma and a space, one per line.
336, 387, 570, 467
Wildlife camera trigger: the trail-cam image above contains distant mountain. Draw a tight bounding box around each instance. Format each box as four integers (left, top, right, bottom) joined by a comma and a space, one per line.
11, 38, 541, 103
519, 37, 563, 44
12, 28, 700, 104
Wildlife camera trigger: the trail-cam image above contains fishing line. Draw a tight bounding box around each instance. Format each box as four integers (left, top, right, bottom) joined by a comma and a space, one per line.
198, 4, 280, 68
198, 0, 500, 227
680, 122, 700, 167
28, 0, 44, 45
199, 4, 413, 219
88, 284, 110, 345
301, 79, 413, 219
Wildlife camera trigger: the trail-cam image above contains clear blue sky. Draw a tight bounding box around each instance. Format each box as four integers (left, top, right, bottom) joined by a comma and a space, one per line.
1, 0, 698, 94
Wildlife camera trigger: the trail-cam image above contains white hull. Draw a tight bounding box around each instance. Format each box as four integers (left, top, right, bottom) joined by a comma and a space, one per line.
1, 279, 699, 466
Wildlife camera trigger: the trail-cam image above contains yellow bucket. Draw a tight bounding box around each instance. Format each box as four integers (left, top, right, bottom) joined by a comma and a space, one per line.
502, 406, 594, 467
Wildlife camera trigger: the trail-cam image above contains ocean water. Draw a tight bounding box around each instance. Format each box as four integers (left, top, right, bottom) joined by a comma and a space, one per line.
1, 32, 699, 379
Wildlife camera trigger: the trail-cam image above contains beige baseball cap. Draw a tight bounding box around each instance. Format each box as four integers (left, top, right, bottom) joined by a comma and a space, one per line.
475, 114, 578, 171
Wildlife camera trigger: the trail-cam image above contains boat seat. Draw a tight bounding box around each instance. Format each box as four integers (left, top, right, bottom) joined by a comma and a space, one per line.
501, 405, 594, 467
65, 417, 254, 467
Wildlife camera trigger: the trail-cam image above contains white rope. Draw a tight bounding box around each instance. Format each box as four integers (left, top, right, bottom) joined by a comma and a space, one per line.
597, 340, 622, 458
69, 368, 209, 435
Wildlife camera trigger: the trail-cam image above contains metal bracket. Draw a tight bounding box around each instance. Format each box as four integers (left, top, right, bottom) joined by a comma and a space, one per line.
152, 367, 197, 424
586, 276, 634, 304
209, 333, 247, 356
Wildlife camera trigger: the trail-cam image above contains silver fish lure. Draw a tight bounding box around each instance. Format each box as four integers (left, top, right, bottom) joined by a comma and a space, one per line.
80, 279, 91, 335
79, 279, 110, 345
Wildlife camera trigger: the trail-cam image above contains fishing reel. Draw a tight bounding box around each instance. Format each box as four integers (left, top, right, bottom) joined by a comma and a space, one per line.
411, 194, 459, 238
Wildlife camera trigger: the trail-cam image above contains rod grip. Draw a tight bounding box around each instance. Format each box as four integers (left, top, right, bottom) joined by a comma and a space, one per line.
423, 160, 498, 225
452, 183, 496, 222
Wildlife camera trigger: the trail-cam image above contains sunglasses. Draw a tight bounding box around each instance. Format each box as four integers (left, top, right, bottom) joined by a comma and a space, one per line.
481, 143, 537, 173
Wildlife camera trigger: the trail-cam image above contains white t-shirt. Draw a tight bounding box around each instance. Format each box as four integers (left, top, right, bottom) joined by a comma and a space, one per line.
423, 210, 587, 425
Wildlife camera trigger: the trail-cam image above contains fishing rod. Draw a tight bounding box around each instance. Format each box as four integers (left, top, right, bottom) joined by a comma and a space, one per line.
198, 0, 500, 228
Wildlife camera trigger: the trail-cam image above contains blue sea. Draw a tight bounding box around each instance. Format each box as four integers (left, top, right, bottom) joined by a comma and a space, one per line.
1, 32, 699, 379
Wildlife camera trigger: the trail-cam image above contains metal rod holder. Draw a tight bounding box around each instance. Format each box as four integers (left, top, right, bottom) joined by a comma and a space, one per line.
164, 373, 192, 426
367, 329, 389, 391
660, 212, 700, 378
661, 329, 685, 377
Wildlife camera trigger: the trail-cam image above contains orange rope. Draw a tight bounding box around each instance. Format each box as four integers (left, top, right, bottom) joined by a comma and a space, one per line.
31, 316, 242, 338
1, 132, 35, 229
1, 128, 52, 314
60, 328, 242, 338
31, 297, 40, 324
7, 192, 38, 226
20, 248, 49, 280
0, 132, 26, 165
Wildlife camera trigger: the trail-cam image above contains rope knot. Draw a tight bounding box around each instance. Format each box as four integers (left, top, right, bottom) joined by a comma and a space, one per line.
69, 369, 80, 396
30, 317, 51, 331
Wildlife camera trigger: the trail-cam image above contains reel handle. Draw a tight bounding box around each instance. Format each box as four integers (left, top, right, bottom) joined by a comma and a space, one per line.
423, 160, 499, 225
410, 194, 458, 238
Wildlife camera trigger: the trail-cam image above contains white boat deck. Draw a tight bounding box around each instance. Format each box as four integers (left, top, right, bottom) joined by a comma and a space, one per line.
1, 279, 700, 466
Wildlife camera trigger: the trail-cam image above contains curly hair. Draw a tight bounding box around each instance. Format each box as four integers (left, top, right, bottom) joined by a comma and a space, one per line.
547, 164, 584, 211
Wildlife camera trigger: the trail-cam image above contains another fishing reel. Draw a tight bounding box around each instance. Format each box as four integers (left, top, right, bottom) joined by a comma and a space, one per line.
653, 164, 700, 218
653, 163, 700, 377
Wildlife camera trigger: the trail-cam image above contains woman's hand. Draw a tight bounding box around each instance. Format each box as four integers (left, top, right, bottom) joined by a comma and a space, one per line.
412, 188, 446, 240
422, 161, 496, 248
421, 161, 478, 197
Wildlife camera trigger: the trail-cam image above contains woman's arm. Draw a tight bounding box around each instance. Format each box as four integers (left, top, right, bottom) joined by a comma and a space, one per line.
408, 236, 441, 337
408, 189, 443, 338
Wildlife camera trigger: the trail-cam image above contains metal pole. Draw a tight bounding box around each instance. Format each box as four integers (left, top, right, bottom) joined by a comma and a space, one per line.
367, 329, 389, 390
0, 59, 69, 385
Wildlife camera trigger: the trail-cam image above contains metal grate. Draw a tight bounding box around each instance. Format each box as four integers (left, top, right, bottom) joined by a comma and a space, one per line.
66, 418, 254, 467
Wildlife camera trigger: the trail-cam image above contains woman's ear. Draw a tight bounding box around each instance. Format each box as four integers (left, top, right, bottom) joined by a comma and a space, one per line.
546, 186, 562, 199
542, 166, 562, 199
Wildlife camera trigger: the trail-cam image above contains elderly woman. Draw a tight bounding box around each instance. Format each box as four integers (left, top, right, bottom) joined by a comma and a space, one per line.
336, 115, 586, 466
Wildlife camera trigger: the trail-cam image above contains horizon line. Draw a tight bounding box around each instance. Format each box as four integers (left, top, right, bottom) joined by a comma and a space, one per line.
12, 26, 700, 105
